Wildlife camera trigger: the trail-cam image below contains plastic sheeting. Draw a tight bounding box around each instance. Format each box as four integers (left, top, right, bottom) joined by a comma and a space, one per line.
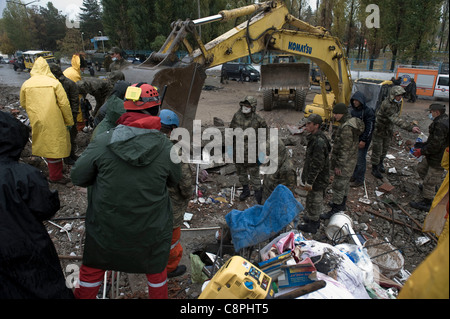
225, 185, 304, 252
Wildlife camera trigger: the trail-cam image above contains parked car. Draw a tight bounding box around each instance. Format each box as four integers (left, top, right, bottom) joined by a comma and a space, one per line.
221, 62, 260, 82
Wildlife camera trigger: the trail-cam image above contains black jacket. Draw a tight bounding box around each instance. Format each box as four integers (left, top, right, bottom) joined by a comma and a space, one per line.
0, 111, 73, 299
350, 91, 375, 144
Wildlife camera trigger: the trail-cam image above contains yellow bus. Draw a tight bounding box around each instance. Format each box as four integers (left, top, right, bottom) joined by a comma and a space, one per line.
22, 50, 56, 70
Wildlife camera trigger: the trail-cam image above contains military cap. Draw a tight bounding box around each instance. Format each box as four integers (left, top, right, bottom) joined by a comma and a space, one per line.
240, 96, 257, 107
428, 103, 446, 111
333, 103, 348, 114
306, 113, 323, 125
391, 85, 406, 96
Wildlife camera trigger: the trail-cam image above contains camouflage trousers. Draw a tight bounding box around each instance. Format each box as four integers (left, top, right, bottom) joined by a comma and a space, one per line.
236, 163, 261, 190
304, 189, 326, 222
371, 134, 391, 166
416, 157, 445, 200
331, 174, 351, 205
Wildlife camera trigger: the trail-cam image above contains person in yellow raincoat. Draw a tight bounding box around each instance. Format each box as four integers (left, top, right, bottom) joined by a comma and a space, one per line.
398, 147, 449, 299
20, 57, 74, 183
63, 54, 87, 130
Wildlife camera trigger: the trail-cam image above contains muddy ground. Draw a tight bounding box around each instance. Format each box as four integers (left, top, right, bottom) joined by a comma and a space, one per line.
0, 64, 448, 299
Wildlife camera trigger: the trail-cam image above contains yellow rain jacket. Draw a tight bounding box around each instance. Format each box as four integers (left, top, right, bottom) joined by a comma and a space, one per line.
63, 55, 83, 123
20, 57, 73, 159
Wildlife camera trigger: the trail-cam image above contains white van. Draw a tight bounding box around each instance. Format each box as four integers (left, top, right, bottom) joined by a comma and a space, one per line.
434, 74, 449, 100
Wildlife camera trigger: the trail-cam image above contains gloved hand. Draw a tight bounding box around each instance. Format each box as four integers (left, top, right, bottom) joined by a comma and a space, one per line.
302, 183, 313, 192
413, 148, 422, 158
66, 126, 73, 131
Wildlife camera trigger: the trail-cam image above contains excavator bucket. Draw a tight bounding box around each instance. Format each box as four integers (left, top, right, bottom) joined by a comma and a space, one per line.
122, 60, 207, 133
260, 62, 310, 90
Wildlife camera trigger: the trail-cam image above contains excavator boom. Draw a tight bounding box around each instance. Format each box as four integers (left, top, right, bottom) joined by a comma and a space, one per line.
122, 0, 352, 130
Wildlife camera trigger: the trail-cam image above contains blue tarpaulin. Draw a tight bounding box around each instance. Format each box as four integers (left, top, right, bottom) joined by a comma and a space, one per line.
225, 185, 304, 252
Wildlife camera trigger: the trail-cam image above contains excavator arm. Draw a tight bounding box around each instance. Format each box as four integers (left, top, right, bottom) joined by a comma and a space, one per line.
122, 0, 352, 130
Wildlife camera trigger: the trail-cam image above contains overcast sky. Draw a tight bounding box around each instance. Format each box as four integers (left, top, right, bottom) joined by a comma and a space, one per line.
1, 0, 317, 21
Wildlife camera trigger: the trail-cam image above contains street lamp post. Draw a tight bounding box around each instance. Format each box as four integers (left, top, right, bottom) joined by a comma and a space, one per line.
81, 32, 85, 52
99, 31, 105, 53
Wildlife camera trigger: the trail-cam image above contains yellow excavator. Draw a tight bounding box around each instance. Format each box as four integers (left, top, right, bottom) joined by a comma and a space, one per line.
122, 0, 352, 131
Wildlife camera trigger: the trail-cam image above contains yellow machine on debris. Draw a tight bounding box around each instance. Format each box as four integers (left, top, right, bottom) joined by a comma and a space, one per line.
122, 0, 353, 131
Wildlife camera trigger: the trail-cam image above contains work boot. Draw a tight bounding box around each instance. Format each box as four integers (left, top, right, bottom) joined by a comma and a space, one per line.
371, 164, 383, 179
409, 198, 432, 211
254, 188, 263, 205
239, 185, 251, 201
320, 203, 341, 220
298, 219, 320, 234
378, 161, 386, 173
168, 265, 187, 278
350, 180, 364, 188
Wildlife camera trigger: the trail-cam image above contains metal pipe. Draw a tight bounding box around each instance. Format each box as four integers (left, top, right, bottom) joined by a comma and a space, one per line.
192, 1, 270, 26
193, 14, 223, 26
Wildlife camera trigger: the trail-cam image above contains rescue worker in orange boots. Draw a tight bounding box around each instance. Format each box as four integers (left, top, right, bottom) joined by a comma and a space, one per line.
229, 96, 268, 204
71, 83, 181, 299
159, 109, 194, 278
20, 57, 74, 184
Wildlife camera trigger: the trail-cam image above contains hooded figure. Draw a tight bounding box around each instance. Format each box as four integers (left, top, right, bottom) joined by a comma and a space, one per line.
20, 57, 74, 182
64, 54, 84, 125
349, 91, 375, 187
0, 111, 74, 299
71, 83, 181, 299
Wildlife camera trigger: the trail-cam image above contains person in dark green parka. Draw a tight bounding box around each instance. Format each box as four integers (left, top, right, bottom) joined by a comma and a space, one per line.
71, 83, 181, 299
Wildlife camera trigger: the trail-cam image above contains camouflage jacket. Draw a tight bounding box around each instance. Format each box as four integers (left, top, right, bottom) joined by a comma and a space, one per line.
422, 113, 449, 168
169, 162, 194, 228
263, 138, 296, 197
373, 95, 414, 138
108, 58, 131, 72
331, 114, 365, 176
302, 130, 331, 190
229, 110, 268, 164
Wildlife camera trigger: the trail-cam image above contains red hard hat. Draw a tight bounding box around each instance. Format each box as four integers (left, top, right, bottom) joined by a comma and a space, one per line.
124, 83, 161, 110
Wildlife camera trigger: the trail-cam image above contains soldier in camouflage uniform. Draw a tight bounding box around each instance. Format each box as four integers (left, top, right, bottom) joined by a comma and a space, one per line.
159, 109, 194, 278
297, 114, 331, 234
108, 47, 131, 72
49, 63, 80, 165
321, 103, 365, 220
370, 86, 421, 179
230, 96, 268, 204
410, 103, 449, 211
76, 71, 125, 117
261, 137, 297, 204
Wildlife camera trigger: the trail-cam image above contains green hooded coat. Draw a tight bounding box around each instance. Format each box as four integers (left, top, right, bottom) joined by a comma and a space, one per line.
71, 124, 181, 273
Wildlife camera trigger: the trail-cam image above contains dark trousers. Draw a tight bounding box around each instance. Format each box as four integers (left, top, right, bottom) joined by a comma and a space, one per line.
352, 140, 370, 183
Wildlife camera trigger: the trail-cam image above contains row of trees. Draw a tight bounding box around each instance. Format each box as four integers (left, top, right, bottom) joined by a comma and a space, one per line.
1, 0, 448, 69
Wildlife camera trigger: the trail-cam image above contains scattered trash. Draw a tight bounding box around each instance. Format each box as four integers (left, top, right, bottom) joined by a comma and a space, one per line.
415, 236, 431, 246
364, 238, 404, 279
388, 167, 397, 174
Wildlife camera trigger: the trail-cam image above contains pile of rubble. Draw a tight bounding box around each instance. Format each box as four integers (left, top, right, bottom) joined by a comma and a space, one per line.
0, 86, 439, 299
